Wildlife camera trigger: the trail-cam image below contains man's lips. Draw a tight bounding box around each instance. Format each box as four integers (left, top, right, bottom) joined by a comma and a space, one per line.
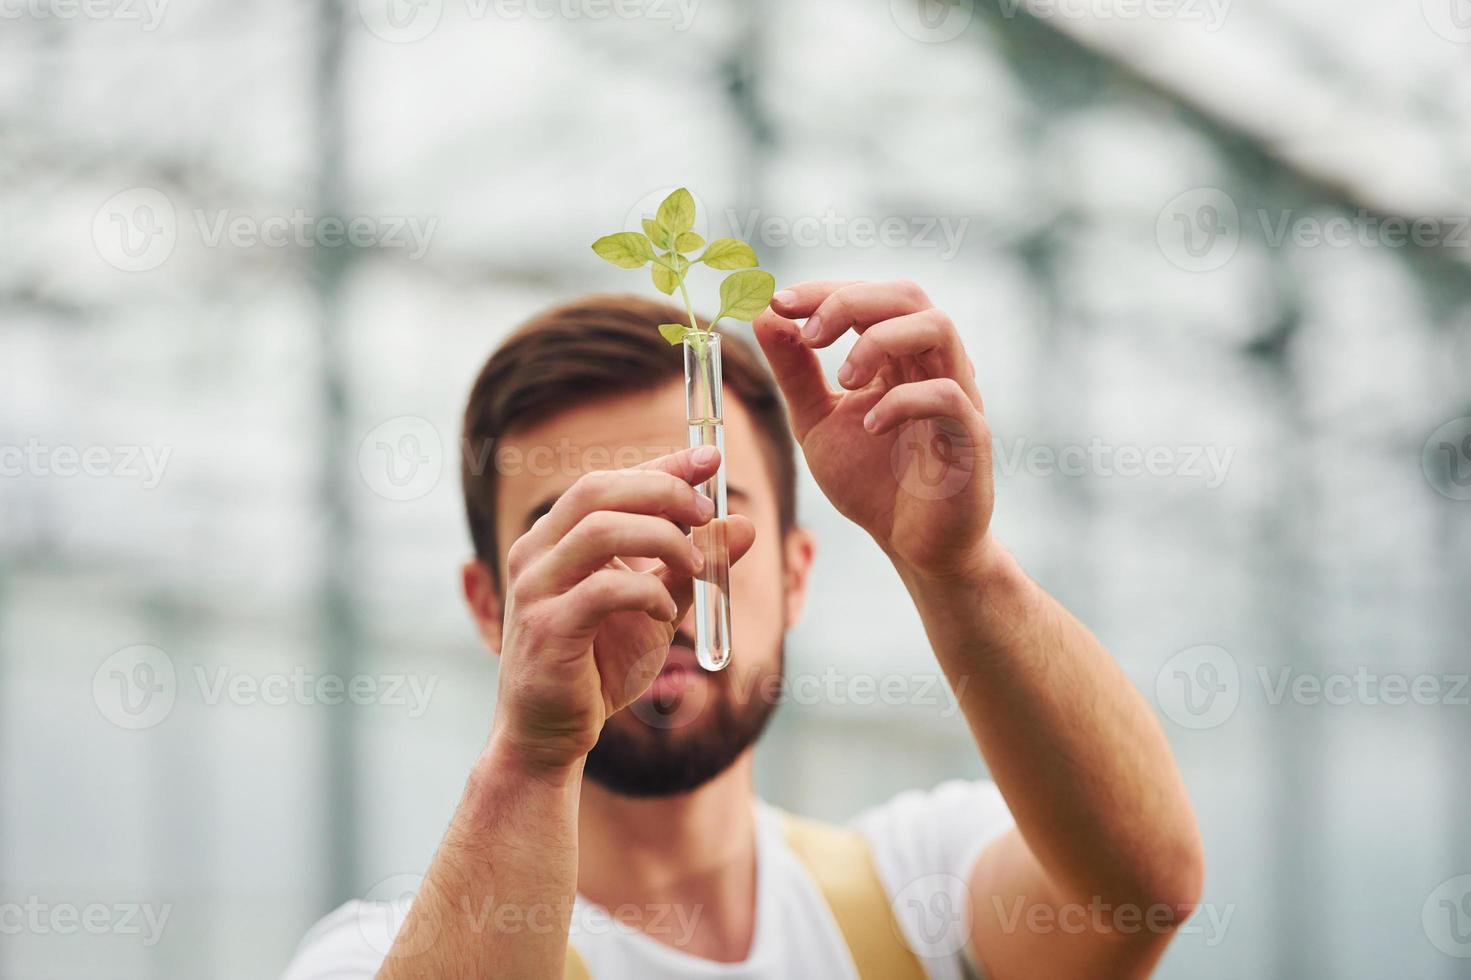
661, 640, 700, 673
641, 641, 705, 701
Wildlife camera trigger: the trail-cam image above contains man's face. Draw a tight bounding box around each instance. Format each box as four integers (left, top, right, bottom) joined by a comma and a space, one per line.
488, 379, 812, 796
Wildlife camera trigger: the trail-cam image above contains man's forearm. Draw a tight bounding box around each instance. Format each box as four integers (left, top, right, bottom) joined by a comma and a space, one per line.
378, 736, 582, 979
895, 538, 1203, 915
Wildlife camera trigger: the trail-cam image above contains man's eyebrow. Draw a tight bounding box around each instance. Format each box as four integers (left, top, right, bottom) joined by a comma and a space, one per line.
523, 496, 558, 530
525, 484, 751, 530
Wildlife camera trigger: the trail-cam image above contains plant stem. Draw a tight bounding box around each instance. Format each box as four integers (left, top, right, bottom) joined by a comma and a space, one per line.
674, 255, 702, 335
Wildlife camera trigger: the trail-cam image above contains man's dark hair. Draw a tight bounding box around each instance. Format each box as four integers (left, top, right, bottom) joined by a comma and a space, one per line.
461, 294, 797, 586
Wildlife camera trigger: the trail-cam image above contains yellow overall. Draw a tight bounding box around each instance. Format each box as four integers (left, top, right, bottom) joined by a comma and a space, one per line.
563, 811, 928, 980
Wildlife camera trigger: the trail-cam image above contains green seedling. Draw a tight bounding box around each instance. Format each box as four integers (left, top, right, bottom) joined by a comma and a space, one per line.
591, 188, 775, 345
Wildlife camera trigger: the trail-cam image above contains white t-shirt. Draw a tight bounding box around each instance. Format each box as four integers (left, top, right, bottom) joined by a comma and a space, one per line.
280, 779, 1014, 980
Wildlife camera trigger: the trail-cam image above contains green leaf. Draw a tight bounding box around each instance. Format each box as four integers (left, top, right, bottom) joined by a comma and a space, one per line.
717, 270, 776, 322
651, 259, 679, 295
657, 323, 690, 346
699, 238, 758, 270
656, 188, 696, 235
591, 232, 654, 269
675, 232, 705, 253
642, 218, 669, 249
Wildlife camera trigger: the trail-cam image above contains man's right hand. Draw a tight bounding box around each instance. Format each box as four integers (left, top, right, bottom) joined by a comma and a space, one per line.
490, 445, 756, 776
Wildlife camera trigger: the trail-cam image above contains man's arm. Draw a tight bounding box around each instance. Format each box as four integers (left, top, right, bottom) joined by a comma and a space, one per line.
899, 543, 1203, 978
377, 448, 755, 978
755, 281, 1203, 977
376, 743, 583, 978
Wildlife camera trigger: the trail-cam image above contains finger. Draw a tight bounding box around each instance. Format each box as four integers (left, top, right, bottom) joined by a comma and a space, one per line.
753, 307, 838, 440
864, 377, 984, 437
529, 511, 704, 592
769, 279, 861, 319
837, 309, 979, 406
554, 568, 679, 631
632, 444, 723, 486
794, 280, 934, 349
659, 514, 756, 619
535, 462, 717, 542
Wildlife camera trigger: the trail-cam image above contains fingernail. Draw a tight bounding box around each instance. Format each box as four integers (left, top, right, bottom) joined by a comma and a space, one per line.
863, 410, 878, 431
836, 362, 855, 386
695, 495, 714, 519
693, 445, 718, 465
801, 314, 822, 341
773, 289, 797, 308
691, 547, 705, 571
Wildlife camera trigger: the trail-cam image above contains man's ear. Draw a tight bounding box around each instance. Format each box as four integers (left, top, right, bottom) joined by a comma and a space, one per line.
781, 526, 817, 627
461, 558, 505, 656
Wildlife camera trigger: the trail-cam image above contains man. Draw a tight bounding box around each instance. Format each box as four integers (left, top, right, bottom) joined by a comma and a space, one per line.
283, 280, 1203, 979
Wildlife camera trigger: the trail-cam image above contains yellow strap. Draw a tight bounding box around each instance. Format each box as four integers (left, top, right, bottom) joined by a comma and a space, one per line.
563, 944, 591, 980
778, 811, 928, 980
563, 812, 927, 980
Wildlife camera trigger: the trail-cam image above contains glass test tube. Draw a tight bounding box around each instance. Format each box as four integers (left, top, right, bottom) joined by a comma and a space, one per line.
683, 332, 732, 671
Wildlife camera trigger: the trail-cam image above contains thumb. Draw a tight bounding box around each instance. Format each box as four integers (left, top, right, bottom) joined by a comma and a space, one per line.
661, 514, 756, 621
753, 307, 836, 440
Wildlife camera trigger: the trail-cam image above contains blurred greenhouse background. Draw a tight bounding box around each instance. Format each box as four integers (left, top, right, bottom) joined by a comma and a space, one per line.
3, 0, 1471, 976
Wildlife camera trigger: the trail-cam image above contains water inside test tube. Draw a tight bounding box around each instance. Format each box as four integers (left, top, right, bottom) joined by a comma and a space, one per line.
688, 416, 731, 671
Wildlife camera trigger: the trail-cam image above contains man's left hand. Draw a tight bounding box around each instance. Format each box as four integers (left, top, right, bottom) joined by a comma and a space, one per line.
755, 279, 995, 580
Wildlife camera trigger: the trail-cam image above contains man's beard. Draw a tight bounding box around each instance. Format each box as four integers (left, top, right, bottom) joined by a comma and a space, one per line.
584, 635, 783, 798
